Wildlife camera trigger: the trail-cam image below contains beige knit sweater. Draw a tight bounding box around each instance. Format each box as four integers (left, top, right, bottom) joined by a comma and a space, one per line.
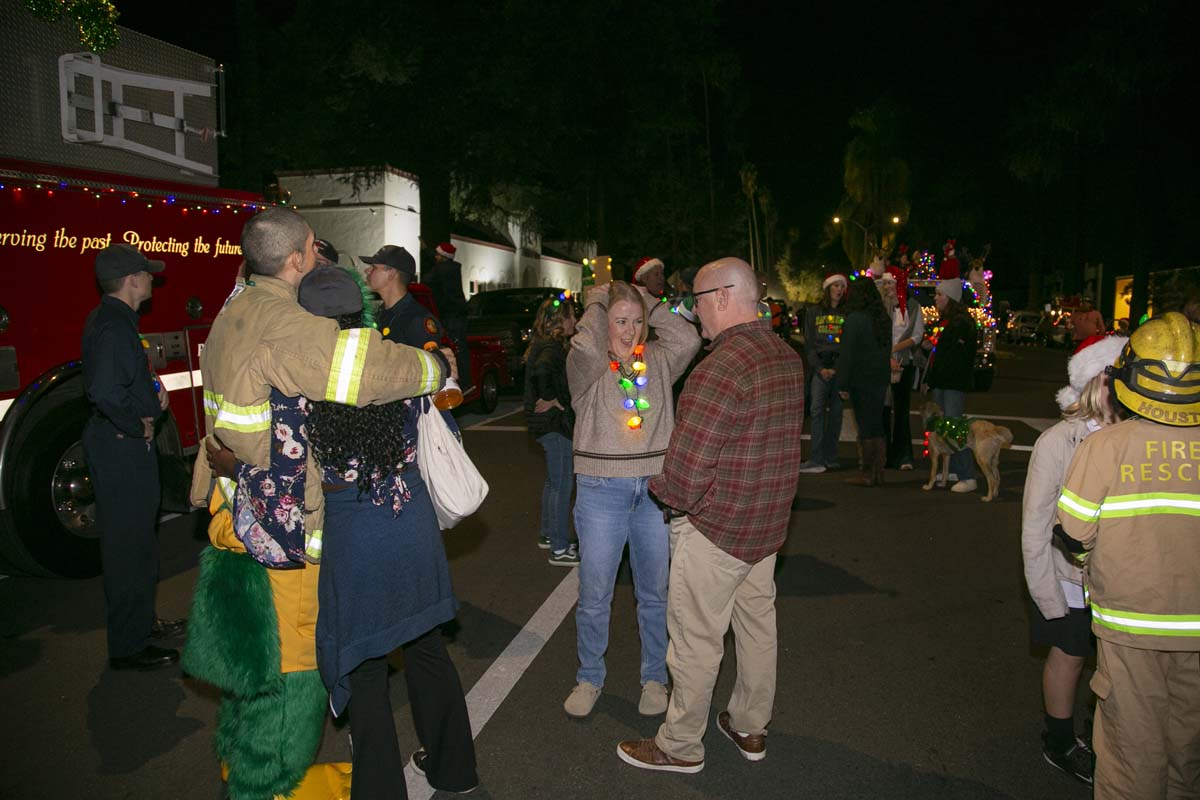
567, 296, 701, 477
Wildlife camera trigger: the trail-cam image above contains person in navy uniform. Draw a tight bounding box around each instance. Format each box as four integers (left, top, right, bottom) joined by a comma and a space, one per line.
365, 244, 465, 435
363, 244, 446, 350
81, 244, 186, 671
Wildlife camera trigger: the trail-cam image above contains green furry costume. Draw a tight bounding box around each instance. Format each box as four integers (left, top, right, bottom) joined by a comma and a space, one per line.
183, 546, 326, 799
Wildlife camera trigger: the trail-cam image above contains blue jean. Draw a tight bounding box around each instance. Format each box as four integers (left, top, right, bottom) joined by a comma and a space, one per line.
573, 475, 670, 688
932, 388, 976, 480
809, 371, 843, 465
537, 433, 574, 552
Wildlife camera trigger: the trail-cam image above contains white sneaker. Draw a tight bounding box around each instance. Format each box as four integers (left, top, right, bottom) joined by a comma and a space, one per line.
951, 479, 978, 493
797, 462, 826, 474
899, 463, 913, 471
638, 680, 669, 716
564, 681, 601, 718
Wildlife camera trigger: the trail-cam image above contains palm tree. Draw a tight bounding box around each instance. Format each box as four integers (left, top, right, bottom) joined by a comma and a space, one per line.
841, 99, 911, 269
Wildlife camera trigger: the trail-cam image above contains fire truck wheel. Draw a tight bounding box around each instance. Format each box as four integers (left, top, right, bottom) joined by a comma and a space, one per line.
6, 398, 101, 578
475, 370, 500, 414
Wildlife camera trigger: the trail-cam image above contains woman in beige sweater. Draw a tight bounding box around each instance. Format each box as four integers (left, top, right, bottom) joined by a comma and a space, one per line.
562, 280, 700, 719
1021, 334, 1126, 786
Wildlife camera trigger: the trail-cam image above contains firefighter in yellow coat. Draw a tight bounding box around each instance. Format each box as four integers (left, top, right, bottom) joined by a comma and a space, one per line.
183, 209, 450, 800
1056, 312, 1200, 800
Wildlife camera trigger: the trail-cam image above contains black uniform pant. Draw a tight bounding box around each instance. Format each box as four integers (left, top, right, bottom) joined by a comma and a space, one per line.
347, 627, 477, 799
82, 418, 161, 659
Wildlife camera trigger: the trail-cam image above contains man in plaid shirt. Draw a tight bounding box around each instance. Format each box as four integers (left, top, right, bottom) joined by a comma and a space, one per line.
618, 257, 805, 773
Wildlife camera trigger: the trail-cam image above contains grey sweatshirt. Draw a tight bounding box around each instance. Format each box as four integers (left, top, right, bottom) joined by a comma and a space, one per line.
567, 296, 700, 477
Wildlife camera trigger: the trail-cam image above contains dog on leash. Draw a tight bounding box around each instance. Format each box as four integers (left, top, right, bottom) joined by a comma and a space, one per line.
920, 401, 1013, 502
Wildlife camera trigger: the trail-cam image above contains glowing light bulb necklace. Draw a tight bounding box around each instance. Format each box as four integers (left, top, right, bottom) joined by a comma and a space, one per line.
609, 343, 649, 430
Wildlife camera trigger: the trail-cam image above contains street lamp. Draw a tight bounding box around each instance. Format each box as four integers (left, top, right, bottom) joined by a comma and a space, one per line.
833, 214, 902, 266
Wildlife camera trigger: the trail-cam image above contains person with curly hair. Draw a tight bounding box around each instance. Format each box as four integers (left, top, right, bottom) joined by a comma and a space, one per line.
835, 277, 893, 486
209, 267, 477, 798
524, 295, 579, 564
563, 280, 701, 719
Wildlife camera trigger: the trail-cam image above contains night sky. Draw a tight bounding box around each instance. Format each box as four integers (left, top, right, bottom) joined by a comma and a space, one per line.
113, 0, 1200, 303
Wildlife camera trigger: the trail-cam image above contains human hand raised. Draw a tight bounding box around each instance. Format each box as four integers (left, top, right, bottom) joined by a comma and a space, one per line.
585, 284, 610, 307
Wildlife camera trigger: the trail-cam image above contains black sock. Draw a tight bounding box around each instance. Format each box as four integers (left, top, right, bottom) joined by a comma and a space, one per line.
1044, 714, 1075, 753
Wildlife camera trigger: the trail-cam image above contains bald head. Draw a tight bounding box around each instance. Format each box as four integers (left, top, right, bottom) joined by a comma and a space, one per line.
692, 257, 761, 338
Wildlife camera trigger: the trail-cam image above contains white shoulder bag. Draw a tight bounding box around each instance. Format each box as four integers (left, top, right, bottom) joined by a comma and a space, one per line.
417, 405, 489, 529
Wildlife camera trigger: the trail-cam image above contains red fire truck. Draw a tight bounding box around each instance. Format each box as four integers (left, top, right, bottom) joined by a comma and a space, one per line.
0, 12, 263, 577
0, 160, 260, 577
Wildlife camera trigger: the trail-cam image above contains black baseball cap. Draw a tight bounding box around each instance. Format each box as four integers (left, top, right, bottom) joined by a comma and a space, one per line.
361, 245, 416, 276
94, 243, 165, 281
298, 267, 364, 318
314, 238, 339, 264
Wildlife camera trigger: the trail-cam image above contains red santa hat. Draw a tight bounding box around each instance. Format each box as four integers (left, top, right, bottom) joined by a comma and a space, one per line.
633, 256, 665, 283
436, 242, 457, 259
822, 272, 848, 290
943, 239, 956, 255
1055, 334, 1129, 411
898, 244, 909, 256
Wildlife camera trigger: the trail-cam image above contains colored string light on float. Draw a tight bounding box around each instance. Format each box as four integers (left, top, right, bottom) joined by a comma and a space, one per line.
552, 289, 573, 308
610, 343, 649, 430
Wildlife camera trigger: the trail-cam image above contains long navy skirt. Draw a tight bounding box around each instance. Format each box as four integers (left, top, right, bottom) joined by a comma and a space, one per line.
316, 468, 459, 716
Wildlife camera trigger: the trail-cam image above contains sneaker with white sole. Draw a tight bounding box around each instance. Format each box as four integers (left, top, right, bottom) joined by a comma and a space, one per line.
638, 680, 669, 716
797, 461, 826, 474
548, 544, 580, 567
564, 681, 601, 718
717, 711, 766, 762
409, 749, 478, 794
537, 535, 551, 549
1041, 735, 1094, 786
951, 478, 978, 493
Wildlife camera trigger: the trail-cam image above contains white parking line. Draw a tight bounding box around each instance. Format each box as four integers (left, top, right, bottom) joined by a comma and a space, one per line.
405, 568, 580, 798
464, 407, 525, 431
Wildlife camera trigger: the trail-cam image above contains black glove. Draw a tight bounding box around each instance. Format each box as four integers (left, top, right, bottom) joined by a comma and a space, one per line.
1053, 523, 1087, 554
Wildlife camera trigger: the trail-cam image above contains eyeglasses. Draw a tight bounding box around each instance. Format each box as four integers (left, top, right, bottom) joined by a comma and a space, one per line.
690, 284, 735, 300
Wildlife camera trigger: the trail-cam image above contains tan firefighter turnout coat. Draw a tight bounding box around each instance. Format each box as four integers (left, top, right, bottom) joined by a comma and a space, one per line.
189, 274, 445, 670
1056, 417, 1200, 651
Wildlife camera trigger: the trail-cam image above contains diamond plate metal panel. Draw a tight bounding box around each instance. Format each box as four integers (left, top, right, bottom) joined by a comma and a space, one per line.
0, 0, 221, 185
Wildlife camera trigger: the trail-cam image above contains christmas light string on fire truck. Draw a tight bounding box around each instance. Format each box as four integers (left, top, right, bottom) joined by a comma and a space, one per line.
0, 176, 274, 216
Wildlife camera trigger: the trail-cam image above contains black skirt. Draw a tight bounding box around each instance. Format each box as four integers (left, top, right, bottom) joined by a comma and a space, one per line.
1029, 598, 1094, 658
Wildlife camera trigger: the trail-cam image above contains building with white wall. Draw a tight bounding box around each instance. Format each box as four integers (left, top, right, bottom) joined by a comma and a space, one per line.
277, 165, 583, 296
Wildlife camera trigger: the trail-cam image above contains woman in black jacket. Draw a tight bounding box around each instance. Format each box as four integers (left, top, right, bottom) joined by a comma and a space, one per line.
836, 277, 893, 486
922, 278, 979, 492
524, 296, 579, 564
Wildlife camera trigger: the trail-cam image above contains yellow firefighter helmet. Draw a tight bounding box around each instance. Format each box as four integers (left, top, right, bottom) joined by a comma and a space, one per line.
1109, 311, 1200, 426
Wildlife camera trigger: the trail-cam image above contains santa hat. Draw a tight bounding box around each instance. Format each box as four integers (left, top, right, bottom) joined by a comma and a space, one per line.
886, 265, 909, 313
898, 244, 909, 256
1055, 334, 1129, 411
822, 272, 848, 290
633, 256, 665, 283
436, 242, 457, 259
943, 239, 956, 255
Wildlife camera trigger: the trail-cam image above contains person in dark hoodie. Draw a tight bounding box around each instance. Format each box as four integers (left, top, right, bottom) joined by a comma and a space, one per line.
525, 295, 580, 565
799, 273, 848, 473
835, 276, 893, 486
922, 278, 979, 492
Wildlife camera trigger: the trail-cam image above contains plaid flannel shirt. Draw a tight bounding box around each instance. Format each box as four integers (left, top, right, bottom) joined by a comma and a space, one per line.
650, 321, 805, 563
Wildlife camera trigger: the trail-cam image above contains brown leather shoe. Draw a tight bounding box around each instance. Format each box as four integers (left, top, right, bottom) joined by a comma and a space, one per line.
718, 711, 766, 762
616, 738, 704, 774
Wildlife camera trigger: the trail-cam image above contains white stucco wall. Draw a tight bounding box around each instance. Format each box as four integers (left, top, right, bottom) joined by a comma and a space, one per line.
277, 168, 421, 278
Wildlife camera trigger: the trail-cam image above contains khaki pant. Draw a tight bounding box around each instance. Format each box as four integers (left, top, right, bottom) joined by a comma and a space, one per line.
1092, 640, 1200, 800
655, 517, 777, 762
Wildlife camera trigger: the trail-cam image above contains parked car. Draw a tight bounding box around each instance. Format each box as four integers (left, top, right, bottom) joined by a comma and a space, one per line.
408, 283, 511, 413
1005, 310, 1041, 344
465, 287, 573, 377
